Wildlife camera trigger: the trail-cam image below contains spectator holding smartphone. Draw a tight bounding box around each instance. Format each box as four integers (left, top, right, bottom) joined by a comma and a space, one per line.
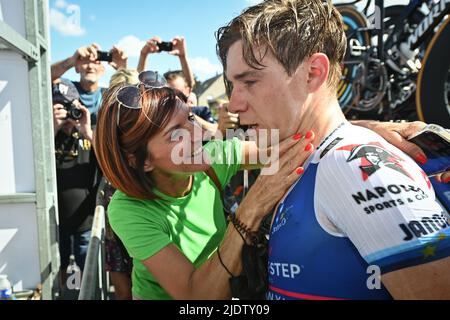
51, 44, 128, 124
137, 36, 221, 135
137, 36, 196, 104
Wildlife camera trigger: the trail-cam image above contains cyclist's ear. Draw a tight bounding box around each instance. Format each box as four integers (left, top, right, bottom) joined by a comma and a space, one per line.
306, 53, 329, 94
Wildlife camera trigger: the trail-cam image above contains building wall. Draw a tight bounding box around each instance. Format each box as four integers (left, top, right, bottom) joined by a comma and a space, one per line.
198, 75, 227, 106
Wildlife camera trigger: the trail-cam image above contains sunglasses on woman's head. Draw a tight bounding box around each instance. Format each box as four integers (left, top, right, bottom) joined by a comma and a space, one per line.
116, 70, 168, 127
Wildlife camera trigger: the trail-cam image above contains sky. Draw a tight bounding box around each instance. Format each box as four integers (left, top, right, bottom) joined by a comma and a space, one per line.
49, 0, 264, 87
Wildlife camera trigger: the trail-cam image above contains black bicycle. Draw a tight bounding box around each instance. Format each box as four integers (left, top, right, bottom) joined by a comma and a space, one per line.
336, 0, 450, 127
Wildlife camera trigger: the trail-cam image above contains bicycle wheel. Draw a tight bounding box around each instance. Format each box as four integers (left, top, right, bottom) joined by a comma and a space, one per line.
416, 16, 450, 127
337, 5, 371, 110
382, 5, 427, 121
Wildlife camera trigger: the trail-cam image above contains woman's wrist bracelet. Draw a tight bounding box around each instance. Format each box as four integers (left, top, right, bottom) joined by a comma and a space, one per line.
227, 214, 258, 245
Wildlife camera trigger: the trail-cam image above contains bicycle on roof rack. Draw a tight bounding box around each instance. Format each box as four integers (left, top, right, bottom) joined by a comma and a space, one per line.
335, 0, 450, 127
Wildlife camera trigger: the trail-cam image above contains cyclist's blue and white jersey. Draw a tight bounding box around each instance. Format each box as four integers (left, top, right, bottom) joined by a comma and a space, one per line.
267, 122, 450, 300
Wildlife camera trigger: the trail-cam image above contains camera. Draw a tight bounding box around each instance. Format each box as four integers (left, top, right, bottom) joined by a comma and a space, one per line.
63, 101, 84, 121
96, 50, 113, 62
158, 41, 173, 52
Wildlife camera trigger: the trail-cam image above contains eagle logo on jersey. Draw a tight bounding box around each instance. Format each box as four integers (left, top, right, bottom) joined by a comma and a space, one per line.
337, 142, 413, 181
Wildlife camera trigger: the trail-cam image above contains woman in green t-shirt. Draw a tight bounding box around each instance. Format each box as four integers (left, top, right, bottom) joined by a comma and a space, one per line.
94, 71, 314, 299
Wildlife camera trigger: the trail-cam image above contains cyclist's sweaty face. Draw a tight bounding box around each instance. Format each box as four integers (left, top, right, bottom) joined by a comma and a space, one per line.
225, 40, 309, 140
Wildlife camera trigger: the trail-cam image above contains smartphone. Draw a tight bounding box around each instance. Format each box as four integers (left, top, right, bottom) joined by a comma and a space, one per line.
408, 124, 450, 176
158, 41, 173, 52
96, 50, 112, 62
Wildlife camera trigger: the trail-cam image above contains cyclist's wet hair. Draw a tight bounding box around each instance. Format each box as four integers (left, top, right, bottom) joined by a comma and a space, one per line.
216, 0, 347, 92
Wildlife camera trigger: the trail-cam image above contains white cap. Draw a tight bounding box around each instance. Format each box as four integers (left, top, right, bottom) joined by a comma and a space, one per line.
0, 275, 7, 280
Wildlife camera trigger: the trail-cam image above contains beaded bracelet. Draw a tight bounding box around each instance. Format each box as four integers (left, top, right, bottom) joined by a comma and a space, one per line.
227, 214, 258, 245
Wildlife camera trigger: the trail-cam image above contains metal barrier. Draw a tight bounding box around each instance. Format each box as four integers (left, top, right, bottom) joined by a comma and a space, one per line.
78, 205, 108, 300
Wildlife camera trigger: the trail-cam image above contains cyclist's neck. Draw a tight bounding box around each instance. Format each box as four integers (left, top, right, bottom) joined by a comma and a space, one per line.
295, 96, 346, 149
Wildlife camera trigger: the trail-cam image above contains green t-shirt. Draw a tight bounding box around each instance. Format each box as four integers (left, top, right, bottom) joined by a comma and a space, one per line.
108, 138, 243, 299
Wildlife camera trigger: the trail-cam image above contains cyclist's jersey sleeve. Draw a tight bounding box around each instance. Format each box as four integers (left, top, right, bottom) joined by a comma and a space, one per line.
315, 123, 450, 273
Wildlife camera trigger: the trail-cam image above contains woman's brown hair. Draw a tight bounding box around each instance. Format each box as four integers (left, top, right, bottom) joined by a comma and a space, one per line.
94, 84, 187, 200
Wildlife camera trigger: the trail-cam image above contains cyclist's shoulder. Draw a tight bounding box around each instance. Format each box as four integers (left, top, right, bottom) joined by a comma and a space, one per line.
313, 122, 421, 187
314, 122, 431, 198
315, 122, 385, 163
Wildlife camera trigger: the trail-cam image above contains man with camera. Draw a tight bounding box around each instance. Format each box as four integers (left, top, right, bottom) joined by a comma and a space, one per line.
52, 79, 101, 295
51, 43, 128, 124
53, 89, 92, 142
